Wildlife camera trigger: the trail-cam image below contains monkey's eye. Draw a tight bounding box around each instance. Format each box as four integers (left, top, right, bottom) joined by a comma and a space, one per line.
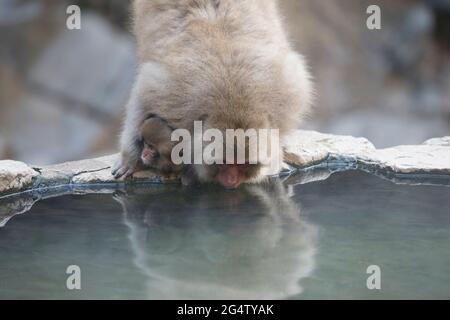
153, 150, 161, 159
137, 137, 144, 146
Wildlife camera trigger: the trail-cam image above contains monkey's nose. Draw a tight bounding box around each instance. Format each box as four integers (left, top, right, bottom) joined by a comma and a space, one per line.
218, 166, 241, 189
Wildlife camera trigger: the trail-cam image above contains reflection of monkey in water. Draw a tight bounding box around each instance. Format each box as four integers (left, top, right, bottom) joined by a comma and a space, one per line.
113, 0, 313, 188
113, 181, 317, 299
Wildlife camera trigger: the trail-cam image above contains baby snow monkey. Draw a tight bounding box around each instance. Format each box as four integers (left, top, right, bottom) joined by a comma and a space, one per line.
137, 115, 182, 175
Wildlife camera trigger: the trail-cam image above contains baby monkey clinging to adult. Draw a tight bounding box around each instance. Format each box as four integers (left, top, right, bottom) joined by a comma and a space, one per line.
137, 115, 182, 175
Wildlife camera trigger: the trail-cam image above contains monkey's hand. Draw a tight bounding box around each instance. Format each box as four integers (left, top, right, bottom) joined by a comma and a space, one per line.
112, 190, 129, 205
112, 155, 139, 179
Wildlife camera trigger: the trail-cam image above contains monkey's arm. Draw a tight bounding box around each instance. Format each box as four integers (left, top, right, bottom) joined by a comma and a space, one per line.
112, 140, 142, 179
112, 96, 144, 179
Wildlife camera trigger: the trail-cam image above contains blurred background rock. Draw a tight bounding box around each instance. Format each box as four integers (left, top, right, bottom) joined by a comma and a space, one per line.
0, 0, 449, 165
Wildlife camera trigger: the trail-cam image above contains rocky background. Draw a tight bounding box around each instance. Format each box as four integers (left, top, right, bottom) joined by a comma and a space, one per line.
1, 0, 449, 165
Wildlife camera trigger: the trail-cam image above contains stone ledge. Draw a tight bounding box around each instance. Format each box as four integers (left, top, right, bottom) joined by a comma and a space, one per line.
0, 160, 39, 196
1, 130, 449, 197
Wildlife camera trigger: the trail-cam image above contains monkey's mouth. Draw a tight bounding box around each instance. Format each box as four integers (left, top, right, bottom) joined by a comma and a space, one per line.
214, 163, 261, 189
141, 157, 152, 166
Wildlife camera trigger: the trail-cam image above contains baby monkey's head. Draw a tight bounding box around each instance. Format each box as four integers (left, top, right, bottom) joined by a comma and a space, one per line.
139, 116, 182, 174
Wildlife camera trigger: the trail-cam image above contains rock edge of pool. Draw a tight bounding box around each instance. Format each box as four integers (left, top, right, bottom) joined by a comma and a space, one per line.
1, 130, 450, 199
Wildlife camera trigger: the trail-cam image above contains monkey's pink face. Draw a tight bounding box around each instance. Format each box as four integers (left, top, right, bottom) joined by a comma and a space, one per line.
193, 117, 280, 188
141, 144, 157, 166
216, 164, 257, 188
196, 163, 263, 189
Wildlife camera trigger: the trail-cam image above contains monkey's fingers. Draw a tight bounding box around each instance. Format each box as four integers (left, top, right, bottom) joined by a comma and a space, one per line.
111, 161, 122, 176
112, 165, 135, 179
123, 168, 135, 178
112, 167, 124, 178
111, 167, 119, 176
112, 190, 129, 204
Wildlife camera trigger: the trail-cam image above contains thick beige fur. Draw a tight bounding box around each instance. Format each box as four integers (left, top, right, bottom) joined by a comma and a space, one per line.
114, 0, 313, 182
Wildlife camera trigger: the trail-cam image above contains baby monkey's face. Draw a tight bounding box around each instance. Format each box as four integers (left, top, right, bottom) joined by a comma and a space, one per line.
139, 117, 182, 174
